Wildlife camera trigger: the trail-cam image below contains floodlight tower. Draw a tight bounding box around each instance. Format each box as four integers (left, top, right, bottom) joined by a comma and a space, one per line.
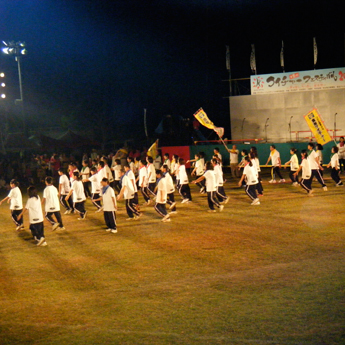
2, 41, 27, 135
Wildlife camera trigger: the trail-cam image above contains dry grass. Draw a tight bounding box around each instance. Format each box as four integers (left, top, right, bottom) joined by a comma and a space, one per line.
0, 170, 344, 345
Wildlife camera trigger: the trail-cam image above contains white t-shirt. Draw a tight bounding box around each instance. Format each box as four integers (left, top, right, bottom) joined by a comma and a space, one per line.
331, 153, 340, 169
146, 164, 156, 183
156, 177, 167, 204
100, 186, 116, 212
229, 149, 239, 164
59, 174, 70, 195
126, 170, 137, 192
163, 158, 171, 170
270, 150, 280, 167
113, 165, 121, 181
122, 175, 134, 199
179, 165, 189, 184
98, 167, 107, 181
243, 163, 259, 185
105, 165, 114, 182
154, 156, 162, 170
195, 160, 204, 176
139, 166, 148, 187
337, 143, 345, 159
43, 185, 60, 212
290, 154, 299, 171
81, 166, 90, 179
301, 158, 311, 179
89, 173, 101, 194
164, 172, 175, 193
8, 186, 23, 210
203, 170, 216, 192
71, 180, 86, 203
25, 196, 44, 224
213, 164, 224, 186
316, 150, 323, 164
307, 150, 319, 170
251, 159, 258, 177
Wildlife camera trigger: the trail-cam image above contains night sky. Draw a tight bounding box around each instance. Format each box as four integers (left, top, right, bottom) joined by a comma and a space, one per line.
1, 0, 344, 142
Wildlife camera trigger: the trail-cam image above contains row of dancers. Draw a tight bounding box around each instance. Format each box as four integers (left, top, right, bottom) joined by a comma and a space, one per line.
0, 144, 343, 246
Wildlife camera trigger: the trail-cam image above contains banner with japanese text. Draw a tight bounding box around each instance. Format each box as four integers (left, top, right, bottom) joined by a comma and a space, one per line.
251, 68, 345, 95
304, 108, 332, 145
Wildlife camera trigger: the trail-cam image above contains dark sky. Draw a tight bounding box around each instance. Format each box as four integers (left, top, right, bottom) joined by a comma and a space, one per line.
1, 0, 344, 140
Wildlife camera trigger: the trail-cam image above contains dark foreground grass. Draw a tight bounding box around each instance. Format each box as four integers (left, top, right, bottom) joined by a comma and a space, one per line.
0, 170, 345, 345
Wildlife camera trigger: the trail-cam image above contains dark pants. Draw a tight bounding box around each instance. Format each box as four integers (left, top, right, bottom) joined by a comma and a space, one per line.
331, 168, 342, 184
148, 182, 156, 196
196, 175, 205, 190
126, 198, 139, 218
83, 182, 91, 198
133, 192, 139, 206
104, 211, 116, 230
300, 177, 312, 193
141, 187, 150, 202
245, 184, 257, 200
74, 201, 86, 217
311, 169, 326, 187
30, 222, 44, 240
113, 180, 121, 193
60, 194, 74, 211
91, 193, 102, 209
289, 169, 299, 183
272, 166, 283, 180
46, 211, 63, 227
154, 203, 168, 217
207, 191, 220, 210
179, 183, 192, 200
167, 192, 176, 211
11, 209, 23, 227
216, 186, 227, 202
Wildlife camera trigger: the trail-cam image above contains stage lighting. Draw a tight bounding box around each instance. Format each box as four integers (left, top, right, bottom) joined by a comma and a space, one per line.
0, 73, 4, 77
1, 83, 5, 87
1, 94, 6, 99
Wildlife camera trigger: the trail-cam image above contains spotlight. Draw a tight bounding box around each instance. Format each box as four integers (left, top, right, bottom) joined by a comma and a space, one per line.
0, 73, 4, 77
1, 94, 6, 99
1, 83, 5, 87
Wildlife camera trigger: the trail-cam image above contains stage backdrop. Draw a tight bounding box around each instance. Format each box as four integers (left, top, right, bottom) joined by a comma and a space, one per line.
229, 88, 345, 143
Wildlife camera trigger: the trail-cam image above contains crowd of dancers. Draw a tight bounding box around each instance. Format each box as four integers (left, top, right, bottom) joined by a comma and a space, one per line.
1, 138, 344, 247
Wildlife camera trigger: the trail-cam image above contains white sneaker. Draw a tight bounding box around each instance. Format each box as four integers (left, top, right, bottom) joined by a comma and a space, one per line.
162, 214, 170, 221
219, 205, 224, 212
126, 217, 135, 221
105, 228, 112, 232
147, 200, 151, 206
95, 207, 103, 213
308, 190, 314, 196
162, 218, 171, 223
224, 197, 230, 204
169, 202, 176, 210
40, 241, 48, 247
292, 182, 299, 186
52, 223, 60, 231
251, 198, 260, 205
269, 179, 276, 184
279, 179, 286, 183
208, 209, 216, 213
323, 186, 328, 191
16, 225, 24, 231
37, 237, 46, 246
64, 210, 70, 215
181, 198, 189, 204
59, 227, 66, 230
254, 201, 261, 205
111, 229, 118, 233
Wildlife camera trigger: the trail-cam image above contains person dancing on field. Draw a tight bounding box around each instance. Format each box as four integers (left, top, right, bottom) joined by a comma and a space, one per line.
238, 156, 260, 205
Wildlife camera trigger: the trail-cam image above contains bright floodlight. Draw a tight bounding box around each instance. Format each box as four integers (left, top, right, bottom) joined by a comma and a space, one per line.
1, 94, 5, 99
0, 72, 4, 77
2, 47, 9, 54
1, 83, 5, 87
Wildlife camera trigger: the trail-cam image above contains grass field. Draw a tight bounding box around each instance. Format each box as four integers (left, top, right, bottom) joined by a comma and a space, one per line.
1, 169, 345, 345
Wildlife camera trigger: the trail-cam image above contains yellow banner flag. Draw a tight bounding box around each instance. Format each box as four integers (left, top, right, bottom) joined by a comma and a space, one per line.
193, 108, 215, 130
304, 108, 332, 145
147, 139, 159, 158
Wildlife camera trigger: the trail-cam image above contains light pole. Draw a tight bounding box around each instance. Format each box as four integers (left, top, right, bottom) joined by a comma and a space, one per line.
0, 72, 5, 99
2, 41, 27, 135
